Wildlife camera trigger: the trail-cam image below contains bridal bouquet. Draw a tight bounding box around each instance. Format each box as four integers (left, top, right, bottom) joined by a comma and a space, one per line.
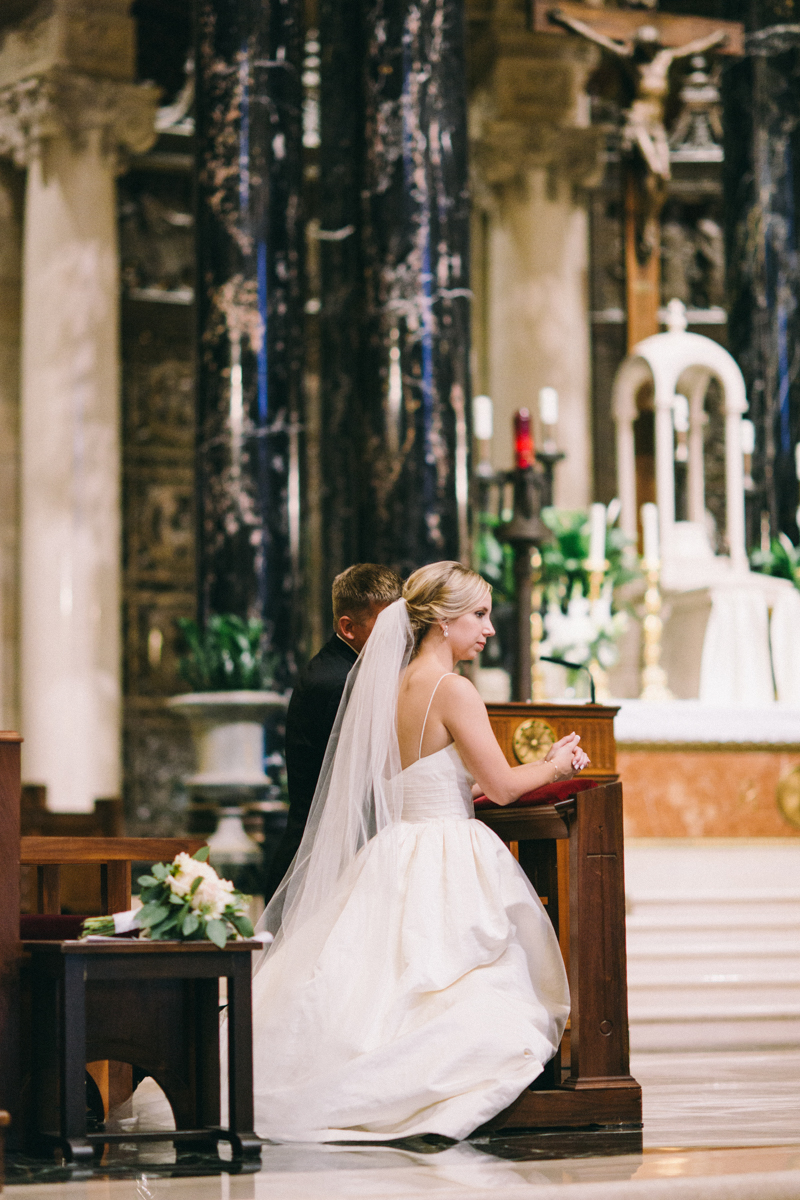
81, 846, 255, 948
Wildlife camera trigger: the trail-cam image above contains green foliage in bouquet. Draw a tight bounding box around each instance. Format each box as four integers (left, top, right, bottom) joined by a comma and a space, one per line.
136, 846, 254, 947
540, 507, 639, 613
750, 533, 800, 592
81, 847, 255, 948
176, 614, 276, 691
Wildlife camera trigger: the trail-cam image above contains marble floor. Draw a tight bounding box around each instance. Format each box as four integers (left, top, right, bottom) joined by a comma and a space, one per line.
6, 1050, 800, 1198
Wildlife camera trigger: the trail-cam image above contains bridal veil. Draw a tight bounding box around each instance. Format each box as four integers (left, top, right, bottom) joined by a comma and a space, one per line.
256, 597, 414, 961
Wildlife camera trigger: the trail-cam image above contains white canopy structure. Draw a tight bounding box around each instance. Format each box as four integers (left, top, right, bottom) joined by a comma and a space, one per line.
611, 300, 798, 704
613, 299, 748, 581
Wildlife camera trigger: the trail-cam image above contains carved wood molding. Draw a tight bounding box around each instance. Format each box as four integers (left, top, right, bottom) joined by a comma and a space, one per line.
531, 2, 744, 56
0, 68, 159, 167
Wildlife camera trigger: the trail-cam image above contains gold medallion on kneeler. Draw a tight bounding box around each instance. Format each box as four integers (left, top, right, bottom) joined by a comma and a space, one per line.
512, 719, 556, 764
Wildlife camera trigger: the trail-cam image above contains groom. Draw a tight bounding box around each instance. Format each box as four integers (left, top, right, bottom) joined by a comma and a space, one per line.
264, 563, 403, 899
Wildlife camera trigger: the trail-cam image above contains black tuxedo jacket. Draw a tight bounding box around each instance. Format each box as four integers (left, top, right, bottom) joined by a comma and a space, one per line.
264, 633, 358, 899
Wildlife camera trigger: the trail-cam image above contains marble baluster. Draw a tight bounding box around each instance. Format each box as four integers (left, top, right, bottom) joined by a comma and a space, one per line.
319, 0, 471, 577
724, 12, 800, 543
0, 68, 158, 812
194, 0, 304, 670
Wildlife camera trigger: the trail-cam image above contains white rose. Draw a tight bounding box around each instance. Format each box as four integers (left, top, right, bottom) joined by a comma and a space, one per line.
168, 853, 223, 898
191, 875, 235, 920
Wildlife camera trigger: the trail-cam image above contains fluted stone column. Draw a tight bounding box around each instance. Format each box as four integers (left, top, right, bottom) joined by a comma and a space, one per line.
486, 168, 593, 507
194, 0, 304, 673
468, 25, 603, 505
318, 0, 472, 581
0, 71, 158, 809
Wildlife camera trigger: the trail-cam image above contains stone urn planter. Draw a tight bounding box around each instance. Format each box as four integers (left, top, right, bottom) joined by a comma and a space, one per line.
166, 690, 289, 802
167, 690, 290, 896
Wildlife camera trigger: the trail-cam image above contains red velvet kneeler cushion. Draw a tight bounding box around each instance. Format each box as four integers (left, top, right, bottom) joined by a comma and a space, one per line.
21, 914, 88, 940
473, 777, 599, 809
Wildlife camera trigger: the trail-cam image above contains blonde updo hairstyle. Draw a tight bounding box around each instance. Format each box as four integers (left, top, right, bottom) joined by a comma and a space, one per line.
403, 561, 491, 653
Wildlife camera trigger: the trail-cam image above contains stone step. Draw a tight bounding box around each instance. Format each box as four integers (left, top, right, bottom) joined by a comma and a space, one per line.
626, 934, 800, 957
629, 983, 800, 1010
623, 841, 800, 1051
630, 1014, 800, 1051
628, 958, 800, 985
627, 900, 800, 929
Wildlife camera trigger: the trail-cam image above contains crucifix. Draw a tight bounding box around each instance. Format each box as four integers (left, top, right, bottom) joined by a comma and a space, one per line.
538, 2, 742, 349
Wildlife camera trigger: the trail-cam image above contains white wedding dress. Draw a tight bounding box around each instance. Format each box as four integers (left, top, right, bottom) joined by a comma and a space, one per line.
251, 722, 570, 1142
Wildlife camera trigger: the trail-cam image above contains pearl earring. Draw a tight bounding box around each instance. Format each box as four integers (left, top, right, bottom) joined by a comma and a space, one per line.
443, 623, 449, 638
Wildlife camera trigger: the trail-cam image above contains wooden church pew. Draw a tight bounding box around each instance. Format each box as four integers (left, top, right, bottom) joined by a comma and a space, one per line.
0, 729, 205, 1143
474, 702, 641, 1130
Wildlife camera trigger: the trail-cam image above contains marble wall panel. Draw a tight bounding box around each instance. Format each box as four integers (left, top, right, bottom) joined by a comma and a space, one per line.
619, 747, 800, 838
194, 0, 304, 677
0, 161, 21, 733
121, 292, 196, 835
318, 0, 471, 582
724, 34, 800, 543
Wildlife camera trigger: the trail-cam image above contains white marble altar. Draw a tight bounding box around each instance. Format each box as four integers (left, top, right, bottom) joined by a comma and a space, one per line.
615, 699, 800, 744
612, 303, 797, 705
613, 299, 749, 573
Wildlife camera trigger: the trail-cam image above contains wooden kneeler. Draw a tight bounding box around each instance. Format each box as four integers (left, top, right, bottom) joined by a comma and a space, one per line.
475, 780, 641, 1130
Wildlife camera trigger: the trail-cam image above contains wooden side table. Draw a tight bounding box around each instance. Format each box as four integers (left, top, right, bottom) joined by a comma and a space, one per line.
25, 940, 261, 1163
0, 1109, 10, 1190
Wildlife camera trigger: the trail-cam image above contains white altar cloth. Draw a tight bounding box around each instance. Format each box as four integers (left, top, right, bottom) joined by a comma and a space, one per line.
614, 699, 800, 745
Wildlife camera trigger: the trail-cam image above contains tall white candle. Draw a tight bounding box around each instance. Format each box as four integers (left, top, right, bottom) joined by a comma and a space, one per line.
473, 394, 493, 441
641, 502, 659, 564
588, 502, 606, 567
795, 441, 800, 482
539, 387, 559, 428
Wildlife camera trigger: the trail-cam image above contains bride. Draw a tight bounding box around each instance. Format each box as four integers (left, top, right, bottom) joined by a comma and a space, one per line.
251, 561, 588, 1142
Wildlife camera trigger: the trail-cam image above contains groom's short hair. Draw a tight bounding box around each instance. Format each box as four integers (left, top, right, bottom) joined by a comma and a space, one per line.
332, 564, 403, 624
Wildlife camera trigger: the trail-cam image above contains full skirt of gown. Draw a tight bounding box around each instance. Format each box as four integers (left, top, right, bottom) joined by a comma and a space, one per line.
252, 744, 570, 1142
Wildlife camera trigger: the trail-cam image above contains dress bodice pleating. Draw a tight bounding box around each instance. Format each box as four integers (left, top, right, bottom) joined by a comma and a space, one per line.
400, 743, 474, 822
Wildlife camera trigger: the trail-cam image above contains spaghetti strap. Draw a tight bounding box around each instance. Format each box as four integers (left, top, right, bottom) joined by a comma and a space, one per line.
418, 673, 457, 761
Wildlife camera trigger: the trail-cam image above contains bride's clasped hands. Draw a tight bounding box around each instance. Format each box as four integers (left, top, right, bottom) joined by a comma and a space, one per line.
396, 592, 589, 805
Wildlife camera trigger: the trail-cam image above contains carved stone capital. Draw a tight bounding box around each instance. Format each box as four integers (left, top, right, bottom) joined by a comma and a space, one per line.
0, 68, 159, 169
468, 25, 605, 195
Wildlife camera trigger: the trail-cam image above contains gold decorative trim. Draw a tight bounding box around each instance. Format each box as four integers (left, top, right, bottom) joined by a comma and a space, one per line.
512, 718, 556, 764
777, 765, 800, 829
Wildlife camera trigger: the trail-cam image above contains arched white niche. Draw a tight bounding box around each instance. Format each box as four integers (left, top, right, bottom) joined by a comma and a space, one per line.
612, 299, 748, 581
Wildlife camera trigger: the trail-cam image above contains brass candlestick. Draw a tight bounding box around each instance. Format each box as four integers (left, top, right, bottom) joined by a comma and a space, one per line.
587, 564, 607, 603
530, 548, 546, 702
586, 560, 610, 702
640, 559, 673, 702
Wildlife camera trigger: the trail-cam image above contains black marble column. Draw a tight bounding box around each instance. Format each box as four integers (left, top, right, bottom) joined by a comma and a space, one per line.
194, 0, 303, 670
318, 0, 471, 582
724, 6, 800, 543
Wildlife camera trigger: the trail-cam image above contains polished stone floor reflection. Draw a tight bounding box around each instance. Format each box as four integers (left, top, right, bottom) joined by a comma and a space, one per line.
637, 1049, 800, 1148
6, 1050, 800, 1197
